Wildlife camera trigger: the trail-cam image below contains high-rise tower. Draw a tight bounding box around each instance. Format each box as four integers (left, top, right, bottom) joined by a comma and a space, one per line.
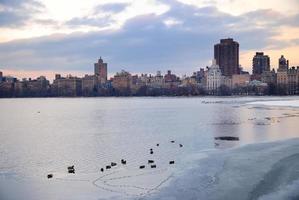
252, 52, 270, 75
94, 57, 108, 82
214, 38, 239, 76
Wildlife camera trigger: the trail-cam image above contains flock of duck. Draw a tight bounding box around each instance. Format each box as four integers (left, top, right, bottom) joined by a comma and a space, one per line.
47, 140, 183, 179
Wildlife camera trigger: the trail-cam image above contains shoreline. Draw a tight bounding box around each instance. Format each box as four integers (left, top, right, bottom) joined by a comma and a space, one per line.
0, 95, 298, 99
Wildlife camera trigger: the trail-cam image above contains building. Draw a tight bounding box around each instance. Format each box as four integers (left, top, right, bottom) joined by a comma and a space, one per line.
191, 68, 205, 83
222, 76, 232, 89
0, 81, 14, 97
0, 71, 3, 83
130, 74, 140, 91
151, 71, 165, 88
13, 76, 49, 97
261, 69, 277, 85
82, 75, 99, 96
14, 81, 24, 96
26, 76, 49, 96
141, 71, 165, 88
252, 52, 270, 75
52, 75, 82, 96
277, 71, 288, 85
214, 38, 240, 76
164, 70, 180, 88
277, 70, 288, 94
278, 55, 289, 71
3, 76, 17, 83
180, 76, 197, 87
129, 74, 149, 93
0, 73, 17, 97
139, 74, 151, 86
164, 70, 177, 83
206, 59, 222, 92
288, 67, 299, 95
94, 57, 107, 83
232, 74, 250, 88
112, 70, 132, 91
277, 55, 289, 88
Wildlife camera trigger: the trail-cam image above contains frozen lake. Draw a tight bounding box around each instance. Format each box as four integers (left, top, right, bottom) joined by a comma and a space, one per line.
0, 96, 299, 199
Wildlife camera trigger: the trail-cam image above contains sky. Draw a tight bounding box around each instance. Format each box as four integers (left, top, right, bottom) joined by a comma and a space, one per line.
0, 0, 299, 80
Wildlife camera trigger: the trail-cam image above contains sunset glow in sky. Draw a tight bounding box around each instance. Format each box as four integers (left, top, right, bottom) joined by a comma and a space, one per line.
0, 0, 299, 80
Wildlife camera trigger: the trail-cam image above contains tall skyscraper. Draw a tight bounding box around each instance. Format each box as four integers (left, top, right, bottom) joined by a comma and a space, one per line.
214, 38, 240, 76
94, 57, 108, 82
252, 52, 270, 75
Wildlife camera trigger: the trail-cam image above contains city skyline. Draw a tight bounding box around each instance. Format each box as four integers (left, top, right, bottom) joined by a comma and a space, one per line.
0, 42, 298, 82
1, 45, 298, 98
0, 50, 297, 82
0, 0, 299, 80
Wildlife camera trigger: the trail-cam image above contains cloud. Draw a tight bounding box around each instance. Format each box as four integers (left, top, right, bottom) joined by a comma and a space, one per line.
241, 9, 299, 28
33, 19, 57, 25
95, 3, 129, 14
0, 0, 44, 27
0, 10, 27, 27
0, 0, 44, 10
0, 0, 298, 75
66, 16, 114, 28
66, 2, 130, 28
285, 13, 299, 26
291, 38, 299, 45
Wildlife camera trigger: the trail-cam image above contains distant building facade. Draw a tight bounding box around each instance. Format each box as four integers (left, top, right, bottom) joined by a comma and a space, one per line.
278, 55, 289, 71
149, 71, 164, 88
206, 59, 222, 92
0, 71, 3, 83
164, 70, 180, 88
261, 69, 277, 86
112, 70, 132, 91
214, 38, 240, 76
82, 75, 99, 96
277, 55, 289, 88
191, 68, 205, 85
288, 67, 299, 95
181, 76, 197, 87
25, 76, 49, 96
222, 76, 232, 89
0, 80, 14, 97
0, 73, 50, 97
232, 74, 250, 88
52, 75, 82, 96
94, 57, 107, 83
252, 52, 270, 75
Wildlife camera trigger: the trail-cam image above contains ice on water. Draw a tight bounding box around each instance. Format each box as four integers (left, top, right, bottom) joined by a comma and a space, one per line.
147, 138, 299, 200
